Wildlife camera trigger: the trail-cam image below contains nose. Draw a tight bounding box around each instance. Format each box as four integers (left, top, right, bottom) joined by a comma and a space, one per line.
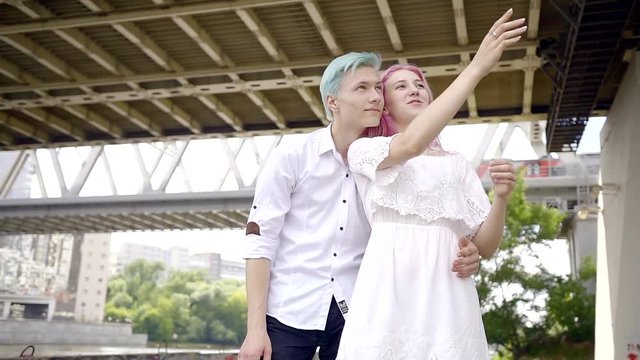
408, 86, 419, 96
369, 88, 382, 103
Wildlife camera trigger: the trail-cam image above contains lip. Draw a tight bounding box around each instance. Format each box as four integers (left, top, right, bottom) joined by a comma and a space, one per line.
365, 108, 381, 113
407, 99, 423, 105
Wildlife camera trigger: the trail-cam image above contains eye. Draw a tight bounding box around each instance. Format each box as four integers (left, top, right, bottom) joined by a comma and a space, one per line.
356, 85, 366, 90
416, 83, 425, 89
395, 84, 405, 90
375, 85, 383, 91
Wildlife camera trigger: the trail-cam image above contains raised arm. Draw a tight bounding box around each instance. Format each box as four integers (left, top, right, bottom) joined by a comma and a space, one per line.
379, 9, 527, 169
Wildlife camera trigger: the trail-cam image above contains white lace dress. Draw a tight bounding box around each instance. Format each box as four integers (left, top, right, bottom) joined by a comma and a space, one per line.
336, 136, 491, 360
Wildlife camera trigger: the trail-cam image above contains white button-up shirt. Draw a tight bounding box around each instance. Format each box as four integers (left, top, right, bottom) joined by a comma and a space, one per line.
244, 125, 370, 331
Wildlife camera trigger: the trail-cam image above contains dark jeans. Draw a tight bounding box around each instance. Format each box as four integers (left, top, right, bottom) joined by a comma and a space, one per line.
266, 297, 345, 360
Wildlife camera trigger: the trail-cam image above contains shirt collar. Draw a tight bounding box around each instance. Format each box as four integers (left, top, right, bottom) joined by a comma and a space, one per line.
318, 124, 336, 155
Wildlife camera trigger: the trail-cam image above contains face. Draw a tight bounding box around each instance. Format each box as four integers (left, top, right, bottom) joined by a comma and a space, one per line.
383, 69, 431, 131
328, 66, 383, 130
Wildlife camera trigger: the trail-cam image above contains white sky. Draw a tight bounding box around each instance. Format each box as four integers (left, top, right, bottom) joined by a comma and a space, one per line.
109, 118, 605, 266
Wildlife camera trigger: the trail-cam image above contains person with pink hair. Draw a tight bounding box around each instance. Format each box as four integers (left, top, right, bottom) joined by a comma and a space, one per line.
336, 9, 522, 359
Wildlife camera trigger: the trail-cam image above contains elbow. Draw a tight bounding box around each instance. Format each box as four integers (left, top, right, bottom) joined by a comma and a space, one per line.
479, 248, 497, 260
478, 240, 501, 259
400, 141, 424, 159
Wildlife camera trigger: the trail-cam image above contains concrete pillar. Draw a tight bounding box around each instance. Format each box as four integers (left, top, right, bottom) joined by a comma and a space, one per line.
595, 50, 640, 359
47, 298, 55, 321
1, 300, 9, 319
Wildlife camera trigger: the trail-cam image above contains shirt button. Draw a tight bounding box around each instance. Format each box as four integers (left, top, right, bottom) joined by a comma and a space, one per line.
331, 278, 334, 282
333, 253, 337, 257
339, 227, 343, 231
346, 173, 349, 178
253, 205, 257, 209
342, 199, 346, 203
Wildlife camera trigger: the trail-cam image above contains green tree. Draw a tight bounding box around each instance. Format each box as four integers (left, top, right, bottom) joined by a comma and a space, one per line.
545, 257, 596, 343
163, 269, 207, 296
105, 260, 248, 346
120, 259, 165, 304
133, 301, 174, 342
477, 170, 594, 359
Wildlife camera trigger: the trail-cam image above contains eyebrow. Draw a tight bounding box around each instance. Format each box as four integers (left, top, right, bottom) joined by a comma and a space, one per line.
354, 80, 382, 87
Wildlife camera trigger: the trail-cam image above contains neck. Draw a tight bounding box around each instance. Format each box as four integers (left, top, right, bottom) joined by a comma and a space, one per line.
330, 117, 365, 161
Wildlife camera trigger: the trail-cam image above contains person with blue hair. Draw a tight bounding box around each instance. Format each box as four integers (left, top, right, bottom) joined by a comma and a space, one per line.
238, 51, 482, 360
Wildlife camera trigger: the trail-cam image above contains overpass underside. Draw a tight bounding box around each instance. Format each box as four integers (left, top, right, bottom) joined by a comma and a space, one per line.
0, 190, 253, 234
0, 0, 635, 153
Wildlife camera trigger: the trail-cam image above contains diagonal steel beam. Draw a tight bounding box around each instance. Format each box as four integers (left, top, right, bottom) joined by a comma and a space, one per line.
376, 0, 403, 51
10, 1, 123, 75
3, 3, 164, 138
197, 95, 244, 131
169, 14, 231, 67
100, 149, 118, 195
68, 146, 104, 195
156, 142, 189, 193
0, 34, 85, 80
220, 138, 247, 190
191, 211, 228, 228
451, 0, 468, 46
234, 10, 327, 126
232, 10, 295, 128
63, 105, 123, 139
31, 149, 47, 197
105, 102, 163, 136
215, 211, 247, 227
80, 0, 204, 134
0, 0, 302, 35
149, 98, 202, 134
451, 0, 476, 118
243, 88, 287, 129
0, 42, 538, 94
20, 108, 86, 141
301, 0, 342, 56
471, 124, 498, 169
527, 0, 541, 39
0, 112, 48, 143
0, 54, 539, 111
0, 150, 28, 199
48, 148, 68, 195
0, 57, 41, 85
0, 131, 14, 146
236, 8, 286, 61
150, 1, 246, 132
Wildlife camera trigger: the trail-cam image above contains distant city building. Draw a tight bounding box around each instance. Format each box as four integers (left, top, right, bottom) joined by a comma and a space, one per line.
0, 232, 110, 323
74, 234, 111, 323
109, 242, 167, 276
221, 259, 246, 280
0, 234, 73, 296
110, 243, 245, 280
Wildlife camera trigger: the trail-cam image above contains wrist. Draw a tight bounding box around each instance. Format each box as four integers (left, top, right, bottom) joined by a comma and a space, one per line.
463, 61, 487, 81
246, 322, 267, 333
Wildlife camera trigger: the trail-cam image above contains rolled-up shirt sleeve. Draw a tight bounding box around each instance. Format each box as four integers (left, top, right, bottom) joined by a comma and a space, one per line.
244, 145, 296, 261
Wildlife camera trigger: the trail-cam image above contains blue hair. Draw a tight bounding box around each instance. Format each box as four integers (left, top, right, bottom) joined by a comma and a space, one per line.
319, 52, 381, 120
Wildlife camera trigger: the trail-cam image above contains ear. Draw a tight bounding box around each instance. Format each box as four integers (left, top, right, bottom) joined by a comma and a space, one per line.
327, 95, 339, 113
382, 108, 389, 115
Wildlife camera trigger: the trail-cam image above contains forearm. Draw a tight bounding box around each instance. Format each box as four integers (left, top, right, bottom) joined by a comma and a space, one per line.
472, 195, 508, 258
245, 258, 271, 332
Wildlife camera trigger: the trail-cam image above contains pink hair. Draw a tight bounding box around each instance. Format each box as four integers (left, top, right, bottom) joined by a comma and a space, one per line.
364, 64, 444, 151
